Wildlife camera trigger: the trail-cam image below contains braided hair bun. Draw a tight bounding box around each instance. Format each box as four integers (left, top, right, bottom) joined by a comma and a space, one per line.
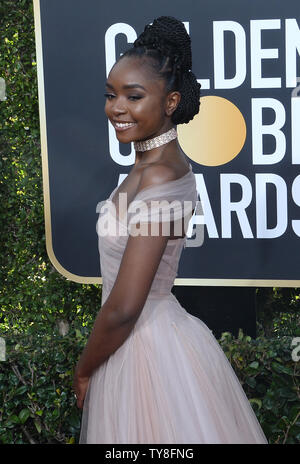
134, 16, 192, 74
120, 16, 201, 125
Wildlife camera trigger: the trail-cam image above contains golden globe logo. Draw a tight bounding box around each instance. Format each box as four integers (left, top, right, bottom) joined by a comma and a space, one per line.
178, 96, 246, 166
105, 18, 300, 242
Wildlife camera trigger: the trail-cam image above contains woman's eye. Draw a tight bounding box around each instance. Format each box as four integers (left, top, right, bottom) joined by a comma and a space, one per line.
128, 95, 142, 101
104, 93, 142, 101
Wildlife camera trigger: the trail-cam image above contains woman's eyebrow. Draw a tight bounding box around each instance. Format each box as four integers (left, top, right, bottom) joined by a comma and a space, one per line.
123, 84, 146, 90
105, 82, 146, 91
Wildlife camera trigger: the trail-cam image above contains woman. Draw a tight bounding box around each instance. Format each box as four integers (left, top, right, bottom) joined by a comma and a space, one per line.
73, 16, 268, 444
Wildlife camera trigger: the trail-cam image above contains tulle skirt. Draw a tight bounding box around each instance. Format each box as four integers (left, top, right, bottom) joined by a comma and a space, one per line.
79, 293, 268, 444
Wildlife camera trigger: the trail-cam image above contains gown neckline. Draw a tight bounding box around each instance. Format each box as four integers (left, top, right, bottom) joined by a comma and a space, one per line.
109, 162, 193, 204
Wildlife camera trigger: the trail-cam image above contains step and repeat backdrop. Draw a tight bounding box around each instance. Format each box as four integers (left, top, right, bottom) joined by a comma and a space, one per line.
33, 0, 300, 286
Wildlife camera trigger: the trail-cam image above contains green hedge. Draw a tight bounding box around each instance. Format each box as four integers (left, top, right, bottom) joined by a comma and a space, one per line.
0, 0, 101, 339
219, 331, 300, 444
0, 327, 86, 444
0, 327, 299, 444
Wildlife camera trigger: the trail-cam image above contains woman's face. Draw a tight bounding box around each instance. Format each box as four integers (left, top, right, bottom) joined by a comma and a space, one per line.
104, 56, 173, 144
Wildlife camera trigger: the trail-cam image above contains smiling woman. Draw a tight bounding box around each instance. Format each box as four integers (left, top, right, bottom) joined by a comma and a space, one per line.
73, 15, 268, 445
104, 59, 175, 144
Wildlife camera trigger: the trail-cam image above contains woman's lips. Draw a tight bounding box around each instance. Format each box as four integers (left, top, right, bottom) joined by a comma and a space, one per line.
113, 121, 137, 132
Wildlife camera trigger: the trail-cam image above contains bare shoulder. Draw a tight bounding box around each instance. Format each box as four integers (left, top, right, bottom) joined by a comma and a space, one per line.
136, 163, 178, 192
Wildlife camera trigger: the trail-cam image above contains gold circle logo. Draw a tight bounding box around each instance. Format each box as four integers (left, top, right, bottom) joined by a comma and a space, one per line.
178, 96, 247, 167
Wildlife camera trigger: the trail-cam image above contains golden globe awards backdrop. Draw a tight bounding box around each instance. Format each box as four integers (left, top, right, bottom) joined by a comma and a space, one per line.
33, 0, 300, 286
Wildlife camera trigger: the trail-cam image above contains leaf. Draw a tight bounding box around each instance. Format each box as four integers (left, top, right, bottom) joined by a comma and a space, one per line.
245, 377, 257, 388
67, 410, 81, 428
238, 328, 244, 340
75, 329, 83, 340
8, 415, 20, 424
249, 398, 262, 410
277, 387, 297, 399
263, 397, 274, 410
15, 385, 27, 395
19, 408, 30, 424
249, 361, 259, 369
34, 420, 41, 434
271, 362, 294, 375
53, 408, 60, 419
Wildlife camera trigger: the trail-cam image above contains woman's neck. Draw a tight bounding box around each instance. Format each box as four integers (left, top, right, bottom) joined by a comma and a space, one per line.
134, 139, 180, 166
134, 126, 178, 165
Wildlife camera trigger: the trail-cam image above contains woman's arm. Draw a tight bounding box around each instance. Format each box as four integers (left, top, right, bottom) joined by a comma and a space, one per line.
73, 166, 180, 408
73, 227, 169, 407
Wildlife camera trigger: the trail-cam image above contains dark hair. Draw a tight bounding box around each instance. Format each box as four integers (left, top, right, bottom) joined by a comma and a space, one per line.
118, 16, 201, 125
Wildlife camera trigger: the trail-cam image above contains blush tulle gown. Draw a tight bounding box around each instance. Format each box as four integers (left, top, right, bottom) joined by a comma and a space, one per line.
79, 163, 268, 444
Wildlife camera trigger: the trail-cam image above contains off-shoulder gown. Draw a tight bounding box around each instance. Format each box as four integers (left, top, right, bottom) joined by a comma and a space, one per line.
79, 163, 268, 444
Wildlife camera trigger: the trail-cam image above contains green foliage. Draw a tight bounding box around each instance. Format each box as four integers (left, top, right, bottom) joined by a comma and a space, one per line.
1, 327, 299, 444
0, 326, 88, 444
0, 0, 101, 333
256, 288, 300, 338
0, 0, 101, 443
219, 330, 300, 444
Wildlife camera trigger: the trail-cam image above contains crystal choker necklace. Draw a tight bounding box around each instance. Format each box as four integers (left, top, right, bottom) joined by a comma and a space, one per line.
134, 127, 177, 152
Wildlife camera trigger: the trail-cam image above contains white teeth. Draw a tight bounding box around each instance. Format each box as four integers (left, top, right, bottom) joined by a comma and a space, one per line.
115, 122, 136, 128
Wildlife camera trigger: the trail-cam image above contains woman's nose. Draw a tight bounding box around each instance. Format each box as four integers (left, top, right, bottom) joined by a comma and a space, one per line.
111, 97, 127, 116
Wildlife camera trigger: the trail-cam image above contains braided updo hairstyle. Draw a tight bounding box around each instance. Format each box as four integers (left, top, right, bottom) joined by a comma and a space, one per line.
118, 16, 201, 125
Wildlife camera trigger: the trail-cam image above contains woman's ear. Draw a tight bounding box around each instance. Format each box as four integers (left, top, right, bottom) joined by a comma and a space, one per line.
165, 91, 181, 116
